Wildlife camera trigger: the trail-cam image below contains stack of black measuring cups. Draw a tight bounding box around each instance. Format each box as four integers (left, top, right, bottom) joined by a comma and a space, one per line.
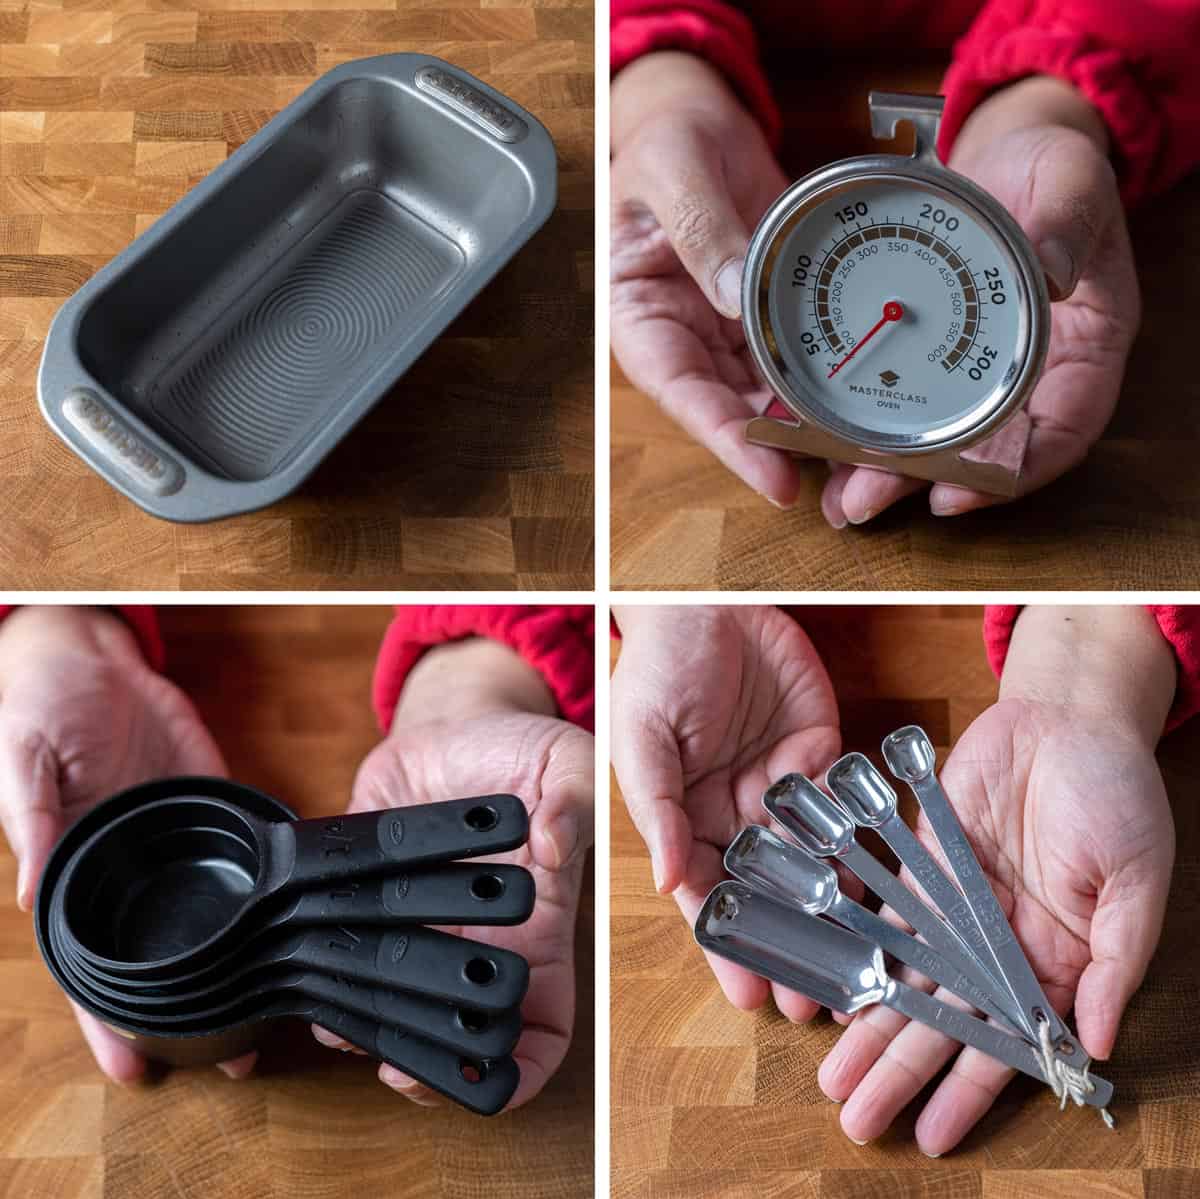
35, 777, 534, 1115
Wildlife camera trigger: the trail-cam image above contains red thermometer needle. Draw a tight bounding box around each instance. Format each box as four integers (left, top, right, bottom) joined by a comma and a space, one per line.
827, 300, 904, 378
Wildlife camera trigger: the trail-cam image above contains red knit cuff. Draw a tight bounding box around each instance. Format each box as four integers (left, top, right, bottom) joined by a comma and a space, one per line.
373, 605, 595, 734
0, 605, 164, 671
939, 9, 1163, 208
611, 0, 782, 148
983, 604, 1198, 733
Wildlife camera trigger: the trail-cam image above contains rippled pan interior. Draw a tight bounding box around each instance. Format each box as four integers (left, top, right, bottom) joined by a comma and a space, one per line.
39, 55, 556, 521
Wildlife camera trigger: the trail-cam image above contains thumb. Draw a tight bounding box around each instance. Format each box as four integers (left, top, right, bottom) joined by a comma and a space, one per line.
0, 724, 63, 912
610, 690, 691, 895
635, 125, 750, 318
1073, 863, 1171, 1060
1016, 129, 1119, 301
529, 726, 594, 874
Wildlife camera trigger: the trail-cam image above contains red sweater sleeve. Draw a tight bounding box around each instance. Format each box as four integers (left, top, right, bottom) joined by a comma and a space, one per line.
940, 0, 1200, 207
611, 0, 781, 146
373, 606, 595, 735
984, 604, 1200, 732
0, 605, 164, 671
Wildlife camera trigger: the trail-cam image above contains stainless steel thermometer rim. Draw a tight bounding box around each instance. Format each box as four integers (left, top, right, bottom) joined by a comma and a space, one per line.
742, 153, 1051, 456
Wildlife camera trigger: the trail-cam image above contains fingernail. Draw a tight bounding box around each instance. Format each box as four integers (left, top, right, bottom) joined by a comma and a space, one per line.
846, 507, 876, 526
380, 1066, 423, 1093
820, 495, 848, 529
930, 495, 967, 516
922, 1150, 943, 1159
1037, 237, 1076, 299
651, 856, 665, 893
714, 257, 744, 318
543, 811, 578, 871
848, 1136, 870, 1146
216, 1062, 243, 1079
312, 1026, 344, 1048
15, 864, 31, 912
763, 495, 793, 511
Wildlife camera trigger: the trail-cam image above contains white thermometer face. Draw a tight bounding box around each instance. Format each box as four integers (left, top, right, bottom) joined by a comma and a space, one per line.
764, 178, 1028, 445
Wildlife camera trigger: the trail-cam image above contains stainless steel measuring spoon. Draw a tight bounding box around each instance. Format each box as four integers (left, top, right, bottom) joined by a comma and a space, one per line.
762, 774, 1004, 1004
826, 752, 1028, 1034
724, 826, 1022, 1030
695, 881, 1114, 1110
882, 726, 1093, 1072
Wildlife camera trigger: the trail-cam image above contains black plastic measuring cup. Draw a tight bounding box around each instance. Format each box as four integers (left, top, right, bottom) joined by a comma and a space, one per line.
60, 785, 528, 976
57, 916, 530, 1014
50, 937, 523, 1058
36, 778, 531, 1113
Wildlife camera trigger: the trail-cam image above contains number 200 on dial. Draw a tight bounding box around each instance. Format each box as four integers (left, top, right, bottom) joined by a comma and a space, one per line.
765, 180, 1026, 442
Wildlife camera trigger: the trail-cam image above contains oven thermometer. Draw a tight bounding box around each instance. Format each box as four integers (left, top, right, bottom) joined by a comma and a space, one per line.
741, 92, 1050, 495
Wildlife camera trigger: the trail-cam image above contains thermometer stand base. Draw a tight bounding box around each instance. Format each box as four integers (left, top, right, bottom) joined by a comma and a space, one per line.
744, 415, 1023, 497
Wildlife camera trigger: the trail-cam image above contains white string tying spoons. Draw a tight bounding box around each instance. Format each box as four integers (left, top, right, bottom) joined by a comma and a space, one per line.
1034, 1019, 1115, 1129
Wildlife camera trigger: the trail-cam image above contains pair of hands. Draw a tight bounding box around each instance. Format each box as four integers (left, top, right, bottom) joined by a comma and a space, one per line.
611, 605, 1175, 1154
0, 607, 592, 1110
611, 55, 1140, 522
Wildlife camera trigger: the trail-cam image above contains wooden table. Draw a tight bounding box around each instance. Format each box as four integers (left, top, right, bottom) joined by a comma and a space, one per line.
0, 3, 593, 590
0, 606, 594, 1198
611, 58, 1200, 590
611, 606, 1200, 1196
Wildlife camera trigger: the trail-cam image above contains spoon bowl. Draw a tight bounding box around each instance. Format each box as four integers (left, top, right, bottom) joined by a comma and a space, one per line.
826, 753, 898, 826
882, 726, 937, 782
724, 826, 838, 915
762, 774, 855, 855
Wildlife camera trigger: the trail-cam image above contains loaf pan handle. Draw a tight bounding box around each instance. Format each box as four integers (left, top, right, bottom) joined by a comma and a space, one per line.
413, 63, 529, 144
38, 361, 298, 523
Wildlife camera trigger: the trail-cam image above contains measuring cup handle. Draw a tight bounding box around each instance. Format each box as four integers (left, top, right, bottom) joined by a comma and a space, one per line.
283, 794, 529, 888
284, 864, 536, 927
308, 1003, 520, 1116
296, 926, 531, 1014
298, 972, 523, 1060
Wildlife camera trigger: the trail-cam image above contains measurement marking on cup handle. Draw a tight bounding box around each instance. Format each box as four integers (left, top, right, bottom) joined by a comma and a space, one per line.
320, 819, 354, 858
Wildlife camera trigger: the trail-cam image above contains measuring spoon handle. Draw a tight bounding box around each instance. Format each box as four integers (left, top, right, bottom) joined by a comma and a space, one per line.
881, 817, 985, 948
907, 774, 1071, 1047
840, 843, 997, 997
294, 972, 522, 1060
884, 979, 1114, 1109
282, 864, 535, 928
306, 1003, 520, 1116
879, 816, 1026, 1028
829, 894, 1022, 1032
294, 925, 530, 1014
281, 795, 529, 889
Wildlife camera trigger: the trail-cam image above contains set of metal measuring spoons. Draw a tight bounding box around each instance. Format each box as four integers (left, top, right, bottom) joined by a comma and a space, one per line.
694, 725, 1114, 1121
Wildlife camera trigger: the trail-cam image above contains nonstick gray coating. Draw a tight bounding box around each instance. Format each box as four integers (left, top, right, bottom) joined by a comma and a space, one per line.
38, 55, 558, 521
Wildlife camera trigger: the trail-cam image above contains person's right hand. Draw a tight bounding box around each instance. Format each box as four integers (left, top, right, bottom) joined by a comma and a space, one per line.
611, 51, 803, 506
611, 605, 841, 1017
0, 605, 241, 1084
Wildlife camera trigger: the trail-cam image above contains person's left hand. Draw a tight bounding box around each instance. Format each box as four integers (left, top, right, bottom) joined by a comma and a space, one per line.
310, 639, 593, 1110
817, 608, 1176, 1154
822, 75, 1141, 526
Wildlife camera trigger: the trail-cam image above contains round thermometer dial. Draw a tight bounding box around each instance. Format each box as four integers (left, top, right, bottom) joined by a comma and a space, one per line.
749, 173, 1043, 453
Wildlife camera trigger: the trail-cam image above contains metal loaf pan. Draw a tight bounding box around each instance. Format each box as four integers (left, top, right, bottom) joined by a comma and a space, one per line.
38, 55, 557, 522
